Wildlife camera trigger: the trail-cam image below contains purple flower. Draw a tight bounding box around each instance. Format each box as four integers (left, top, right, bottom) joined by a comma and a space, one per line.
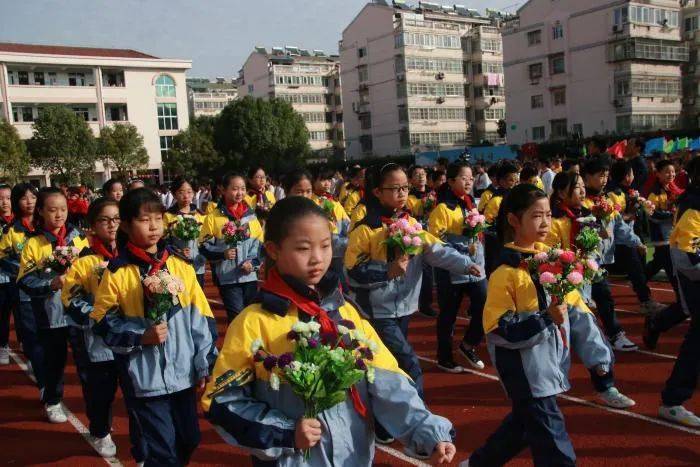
277, 353, 293, 369
356, 359, 368, 371
338, 319, 356, 330
320, 331, 338, 345
359, 347, 374, 360
307, 338, 319, 349
263, 355, 278, 371
287, 330, 299, 341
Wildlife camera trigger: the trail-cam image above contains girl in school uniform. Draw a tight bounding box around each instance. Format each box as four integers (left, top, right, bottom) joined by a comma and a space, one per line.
466, 184, 584, 467
482, 161, 520, 276
18, 187, 90, 423
164, 178, 206, 287
0, 184, 14, 364
246, 166, 277, 217
201, 173, 264, 322
91, 188, 216, 466
203, 196, 457, 465
340, 166, 366, 216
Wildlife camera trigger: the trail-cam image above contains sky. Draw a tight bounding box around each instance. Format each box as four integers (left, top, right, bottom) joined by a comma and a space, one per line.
1, 0, 520, 78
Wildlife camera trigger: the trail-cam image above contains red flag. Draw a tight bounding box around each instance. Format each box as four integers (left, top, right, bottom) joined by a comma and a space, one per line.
606, 140, 628, 159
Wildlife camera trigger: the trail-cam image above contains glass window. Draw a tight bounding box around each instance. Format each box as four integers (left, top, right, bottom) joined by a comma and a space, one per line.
550, 54, 565, 75
532, 126, 545, 140
529, 63, 543, 79
48, 72, 57, 85
18, 71, 29, 85
157, 103, 178, 130
550, 119, 568, 139
155, 75, 176, 97
552, 23, 564, 40
160, 135, 174, 161
34, 72, 45, 85
552, 87, 566, 105
531, 94, 544, 108
22, 107, 34, 122
527, 30, 542, 46
358, 65, 369, 83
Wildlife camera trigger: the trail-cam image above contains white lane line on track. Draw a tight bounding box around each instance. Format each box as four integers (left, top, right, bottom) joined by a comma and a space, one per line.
8, 348, 124, 467
416, 355, 700, 436
609, 283, 674, 293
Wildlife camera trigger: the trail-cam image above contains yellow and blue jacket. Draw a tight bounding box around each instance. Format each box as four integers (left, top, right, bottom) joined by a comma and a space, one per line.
582, 192, 642, 265
340, 184, 363, 217
407, 188, 436, 223
202, 273, 454, 465
18, 226, 89, 329
482, 187, 508, 224
349, 202, 367, 231
669, 187, 700, 314
647, 184, 675, 246
345, 206, 473, 319
311, 195, 350, 259
245, 190, 276, 211
477, 184, 497, 213
91, 245, 216, 398
164, 205, 207, 276
483, 243, 596, 400
200, 205, 264, 285
0, 220, 37, 285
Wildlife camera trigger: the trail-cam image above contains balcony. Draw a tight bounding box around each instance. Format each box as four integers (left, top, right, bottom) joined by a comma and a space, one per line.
7, 84, 98, 104
608, 38, 689, 62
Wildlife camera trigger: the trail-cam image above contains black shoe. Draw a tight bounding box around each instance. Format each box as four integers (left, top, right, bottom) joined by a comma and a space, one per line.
374, 433, 395, 445
437, 359, 464, 373
643, 313, 660, 350
458, 344, 485, 370
418, 307, 438, 318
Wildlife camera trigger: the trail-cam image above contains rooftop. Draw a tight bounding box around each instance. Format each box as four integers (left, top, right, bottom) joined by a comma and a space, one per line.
253, 46, 339, 63
0, 42, 158, 59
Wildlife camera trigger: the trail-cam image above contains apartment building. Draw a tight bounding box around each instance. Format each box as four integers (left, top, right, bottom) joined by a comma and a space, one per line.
503, 0, 687, 145
682, 0, 700, 127
238, 46, 344, 155
0, 42, 191, 186
187, 77, 238, 118
340, 1, 509, 160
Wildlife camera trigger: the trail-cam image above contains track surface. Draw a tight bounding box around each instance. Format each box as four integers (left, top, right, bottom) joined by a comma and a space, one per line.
0, 277, 697, 466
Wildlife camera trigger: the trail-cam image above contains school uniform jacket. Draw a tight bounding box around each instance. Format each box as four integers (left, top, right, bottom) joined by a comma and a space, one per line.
245, 190, 276, 210
164, 205, 206, 276
349, 202, 367, 231
669, 187, 700, 314
311, 195, 350, 259
17, 227, 89, 329
482, 188, 507, 224
647, 186, 676, 246
427, 190, 484, 284
90, 246, 216, 398
61, 249, 114, 362
0, 217, 15, 286
407, 189, 435, 221
581, 192, 642, 265
202, 273, 454, 466
200, 205, 263, 286
340, 184, 363, 216
477, 185, 496, 213
483, 243, 593, 400
344, 208, 473, 320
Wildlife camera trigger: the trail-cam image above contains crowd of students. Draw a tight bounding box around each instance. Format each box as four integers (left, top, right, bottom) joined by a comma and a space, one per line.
0, 143, 697, 466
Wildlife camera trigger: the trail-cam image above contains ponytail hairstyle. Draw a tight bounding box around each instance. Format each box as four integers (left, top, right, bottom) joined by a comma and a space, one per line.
282, 168, 313, 195
11, 183, 38, 218
496, 183, 548, 244
116, 187, 165, 248
34, 187, 66, 230
549, 171, 582, 209
86, 197, 119, 227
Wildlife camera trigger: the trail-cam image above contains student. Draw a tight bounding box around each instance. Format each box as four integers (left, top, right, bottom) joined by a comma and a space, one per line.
520, 163, 543, 190
466, 184, 583, 466
483, 161, 520, 275
340, 166, 366, 216
429, 169, 447, 193
246, 166, 276, 212
647, 157, 700, 427
0, 184, 13, 364
18, 187, 90, 423
102, 179, 124, 202
0, 184, 42, 380
128, 179, 145, 191
203, 196, 457, 465
164, 178, 206, 287
91, 188, 216, 466
581, 156, 644, 351
545, 172, 636, 409
539, 156, 556, 195
201, 173, 264, 322
428, 162, 488, 371
473, 163, 491, 197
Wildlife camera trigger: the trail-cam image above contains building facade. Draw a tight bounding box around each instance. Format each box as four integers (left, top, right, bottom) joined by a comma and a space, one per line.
0, 42, 191, 186
503, 0, 687, 145
187, 77, 238, 118
682, 0, 700, 127
238, 46, 344, 155
340, 1, 508, 160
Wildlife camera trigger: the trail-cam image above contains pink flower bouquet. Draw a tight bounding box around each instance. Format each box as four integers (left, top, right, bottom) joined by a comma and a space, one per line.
142, 270, 185, 322
384, 218, 425, 256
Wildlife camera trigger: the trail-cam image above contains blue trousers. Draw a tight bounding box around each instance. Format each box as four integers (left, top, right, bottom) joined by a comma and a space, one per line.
419, 260, 434, 313
371, 315, 423, 398
0, 283, 12, 347
435, 271, 487, 361
469, 395, 576, 467
614, 245, 651, 303
591, 276, 623, 338
38, 326, 68, 405
219, 282, 258, 322
16, 298, 44, 390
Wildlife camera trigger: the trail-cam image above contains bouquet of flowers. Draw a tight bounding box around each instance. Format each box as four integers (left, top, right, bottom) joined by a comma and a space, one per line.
142, 271, 185, 323
42, 246, 81, 275
168, 214, 202, 241
93, 260, 110, 282
523, 248, 595, 304
317, 197, 337, 223
627, 190, 655, 216
590, 197, 620, 224
222, 221, 250, 247
384, 218, 424, 256
251, 318, 376, 459
463, 208, 489, 241
574, 216, 602, 257
255, 199, 274, 222
422, 191, 437, 215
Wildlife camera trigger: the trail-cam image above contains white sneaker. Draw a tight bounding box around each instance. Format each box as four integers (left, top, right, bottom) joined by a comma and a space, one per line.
611, 332, 638, 352
0, 346, 9, 365
659, 405, 700, 427
597, 387, 636, 409
45, 403, 68, 423
93, 434, 117, 458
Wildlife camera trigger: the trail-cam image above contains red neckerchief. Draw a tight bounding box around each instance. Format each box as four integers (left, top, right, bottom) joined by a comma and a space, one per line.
452, 188, 475, 211
380, 210, 409, 227
126, 242, 169, 275
21, 217, 35, 233
261, 268, 367, 418
225, 202, 247, 221
320, 192, 335, 201
91, 240, 116, 260
45, 225, 67, 247
558, 202, 582, 245
248, 188, 265, 205
1, 214, 13, 225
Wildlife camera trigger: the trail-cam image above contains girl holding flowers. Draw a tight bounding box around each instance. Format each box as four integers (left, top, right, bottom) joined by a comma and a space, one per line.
203, 196, 456, 465
201, 173, 264, 322
428, 161, 488, 372
91, 188, 216, 466
18, 187, 89, 424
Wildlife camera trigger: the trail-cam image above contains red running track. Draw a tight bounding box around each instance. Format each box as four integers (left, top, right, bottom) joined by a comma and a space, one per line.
0, 278, 697, 466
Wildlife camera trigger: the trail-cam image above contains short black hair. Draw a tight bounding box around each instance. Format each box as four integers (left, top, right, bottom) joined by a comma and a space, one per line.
610, 160, 633, 184
87, 197, 119, 226
520, 163, 539, 182
264, 196, 328, 245
117, 188, 165, 247
282, 169, 312, 194
11, 183, 38, 217
582, 155, 611, 176
446, 161, 470, 180
497, 184, 548, 244
35, 187, 66, 230
496, 161, 520, 180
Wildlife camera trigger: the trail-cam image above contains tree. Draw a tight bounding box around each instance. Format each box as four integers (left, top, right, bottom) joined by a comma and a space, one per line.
164, 116, 223, 181
99, 122, 149, 177
214, 96, 310, 173
29, 106, 97, 185
0, 120, 31, 184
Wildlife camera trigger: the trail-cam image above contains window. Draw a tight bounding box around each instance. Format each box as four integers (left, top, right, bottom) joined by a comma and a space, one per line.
550, 119, 568, 139
405, 57, 462, 73
629, 5, 678, 27
532, 126, 545, 140
358, 65, 369, 83
552, 87, 566, 105
68, 72, 86, 86
686, 16, 699, 33
360, 135, 373, 152
18, 71, 29, 85
552, 23, 563, 40
410, 132, 468, 145
484, 62, 503, 74
531, 94, 544, 108
309, 131, 326, 141
527, 30, 542, 46
72, 107, 89, 121
358, 47, 367, 58
20, 107, 34, 122
7, 71, 15, 85
48, 72, 57, 85
572, 123, 583, 137
401, 32, 460, 49
34, 72, 45, 85
473, 86, 483, 97
480, 39, 502, 53
529, 63, 543, 80
359, 112, 372, 129
406, 82, 464, 97
157, 103, 178, 130
155, 75, 176, 97
408, 107, 466, 120
160, 135, 174, 161
549, 54, 565, 75
301, 112, 325, 123
484, 108, 506, 120
616, 78, 630, 97
614, 7, 629, 27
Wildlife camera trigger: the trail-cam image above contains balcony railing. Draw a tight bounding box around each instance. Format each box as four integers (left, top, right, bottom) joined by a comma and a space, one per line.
608, 38, 689, 62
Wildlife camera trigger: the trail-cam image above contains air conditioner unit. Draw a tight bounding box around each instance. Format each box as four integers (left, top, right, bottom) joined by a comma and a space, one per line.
436, 72, 445, 80
612, 25, 621, 33
436, 97, 446, 104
